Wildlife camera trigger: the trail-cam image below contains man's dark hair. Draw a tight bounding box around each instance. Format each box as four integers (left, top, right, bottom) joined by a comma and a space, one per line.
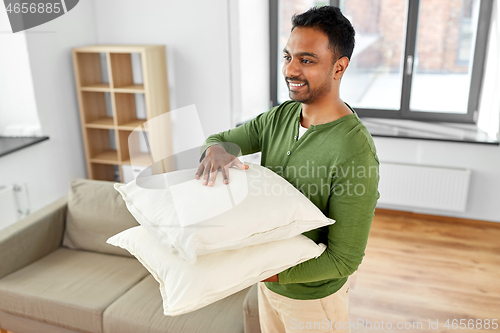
291, 6, 355, 61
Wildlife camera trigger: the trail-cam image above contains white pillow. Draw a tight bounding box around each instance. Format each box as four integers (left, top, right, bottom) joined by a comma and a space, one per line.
107, 226, 326, 316
114, 163, 334, 263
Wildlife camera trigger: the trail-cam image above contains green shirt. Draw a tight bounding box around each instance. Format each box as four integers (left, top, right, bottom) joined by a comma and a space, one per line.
202, 100, 380, 300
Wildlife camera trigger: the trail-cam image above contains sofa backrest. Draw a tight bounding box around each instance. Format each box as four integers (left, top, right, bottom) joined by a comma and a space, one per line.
62, 178, 138, 257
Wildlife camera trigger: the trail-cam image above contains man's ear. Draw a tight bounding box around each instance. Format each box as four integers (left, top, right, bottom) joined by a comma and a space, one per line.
333, 56, 350, 80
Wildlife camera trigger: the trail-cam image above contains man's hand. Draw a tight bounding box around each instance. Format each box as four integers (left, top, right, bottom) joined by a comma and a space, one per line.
261, 274, 279, 282
195, 145, 248, 186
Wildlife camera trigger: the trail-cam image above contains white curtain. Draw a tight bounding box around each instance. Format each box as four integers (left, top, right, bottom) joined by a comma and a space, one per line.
478, 0, 500, 140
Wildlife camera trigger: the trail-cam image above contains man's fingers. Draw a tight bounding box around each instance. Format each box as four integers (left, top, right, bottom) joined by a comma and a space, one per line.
195, 163, 205, 179
232, 158, 249, 170
221, 165, 229, 184
208, 166, 219, 187
202, 162, 211, 185
198, 152, 247, 186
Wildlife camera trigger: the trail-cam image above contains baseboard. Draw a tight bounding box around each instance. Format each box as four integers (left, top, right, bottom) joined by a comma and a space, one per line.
374, 208, 500, 228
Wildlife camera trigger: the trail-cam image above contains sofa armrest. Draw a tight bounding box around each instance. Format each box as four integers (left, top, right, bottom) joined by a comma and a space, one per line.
0, 196, 67, 279
243, 284, 261, 333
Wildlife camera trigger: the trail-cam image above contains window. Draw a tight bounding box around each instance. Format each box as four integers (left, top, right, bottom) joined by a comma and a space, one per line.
270, 0, 493, 123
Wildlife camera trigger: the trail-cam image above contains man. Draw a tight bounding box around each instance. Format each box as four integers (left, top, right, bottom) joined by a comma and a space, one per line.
195, 6, 379, 333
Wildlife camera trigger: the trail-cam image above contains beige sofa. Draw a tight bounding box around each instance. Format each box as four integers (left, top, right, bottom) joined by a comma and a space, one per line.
0, 179, 261, 333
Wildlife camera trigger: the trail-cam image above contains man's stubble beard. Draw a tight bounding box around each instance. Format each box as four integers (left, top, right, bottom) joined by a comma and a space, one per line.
288, 66, 335, 104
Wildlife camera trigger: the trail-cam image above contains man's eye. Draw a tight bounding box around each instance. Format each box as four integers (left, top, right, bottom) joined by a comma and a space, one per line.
302, 59, 312, 64
283, 55, 291, 61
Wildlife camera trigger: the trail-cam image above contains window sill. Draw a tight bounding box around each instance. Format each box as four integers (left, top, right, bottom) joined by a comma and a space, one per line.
0, 136, 50, 158
360, 118, 499, 145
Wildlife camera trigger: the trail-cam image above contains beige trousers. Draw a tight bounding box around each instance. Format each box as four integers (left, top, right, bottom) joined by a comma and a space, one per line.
258, 280, 351, 333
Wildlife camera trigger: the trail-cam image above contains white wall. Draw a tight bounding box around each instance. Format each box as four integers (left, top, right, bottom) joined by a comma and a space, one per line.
93, 0, 233, 150
226, 0, 270, 127
235, 0, 270, 125
0, 0, 97, 213
374, 138, 500, 222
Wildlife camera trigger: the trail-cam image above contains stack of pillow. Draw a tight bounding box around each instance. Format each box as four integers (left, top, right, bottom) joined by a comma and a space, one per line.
107, 163, 334, 316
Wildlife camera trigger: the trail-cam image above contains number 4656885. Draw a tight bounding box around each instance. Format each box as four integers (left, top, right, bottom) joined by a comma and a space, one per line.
6, 2, 61, 14
444, 319, 498, 330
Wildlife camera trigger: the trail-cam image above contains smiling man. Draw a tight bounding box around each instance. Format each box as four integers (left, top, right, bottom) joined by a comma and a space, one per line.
283, 19, 354, 126
196, 6, 379, 333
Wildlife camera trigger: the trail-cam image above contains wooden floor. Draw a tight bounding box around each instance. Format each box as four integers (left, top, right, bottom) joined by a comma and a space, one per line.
349, 209, 500, 333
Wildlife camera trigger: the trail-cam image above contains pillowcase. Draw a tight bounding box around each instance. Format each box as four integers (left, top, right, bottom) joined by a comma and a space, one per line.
114, 163, 334, 263
107, 226, 326, 316
63, 178, 138, 257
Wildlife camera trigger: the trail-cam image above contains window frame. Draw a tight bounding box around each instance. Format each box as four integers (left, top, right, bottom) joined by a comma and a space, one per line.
269, 0, 493, 124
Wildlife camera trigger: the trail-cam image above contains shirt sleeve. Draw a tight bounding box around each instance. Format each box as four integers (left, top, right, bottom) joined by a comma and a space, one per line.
199, 109, 274, 160
277, 151, 380, 284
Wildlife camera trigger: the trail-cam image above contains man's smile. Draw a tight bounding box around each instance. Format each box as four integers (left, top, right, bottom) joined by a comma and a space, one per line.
288, 81, 307, 91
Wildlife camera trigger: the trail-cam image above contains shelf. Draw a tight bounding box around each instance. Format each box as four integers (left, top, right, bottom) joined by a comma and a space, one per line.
86, 128, 117, 164
122, 152, 152, 166
86, 117, 115, 129
73, 45, 172, 182
118, 129, 150, 165
110, 53, 140, 89
114, 84, 145, 93
74, 52, 109, 88
90, 150, 119, 164
81, 83, 111, 92
90, 163, 118, 182
81, 91, 113, 124
117, 119, 147, 130
115, 92, 147, 128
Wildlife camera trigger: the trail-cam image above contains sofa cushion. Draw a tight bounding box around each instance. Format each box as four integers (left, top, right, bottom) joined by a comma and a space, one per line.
0, 310, 81, 333
0, 248, 148, 333
103, 275, 250, 333
63, 178, 138, 257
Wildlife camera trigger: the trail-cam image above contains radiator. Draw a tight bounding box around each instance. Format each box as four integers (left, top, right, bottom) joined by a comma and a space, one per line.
0, 185, 19, 229
378, 162, 471, 212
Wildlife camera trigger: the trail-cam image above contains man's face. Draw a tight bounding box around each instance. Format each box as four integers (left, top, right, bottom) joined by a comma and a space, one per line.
282, 27, 336, 104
